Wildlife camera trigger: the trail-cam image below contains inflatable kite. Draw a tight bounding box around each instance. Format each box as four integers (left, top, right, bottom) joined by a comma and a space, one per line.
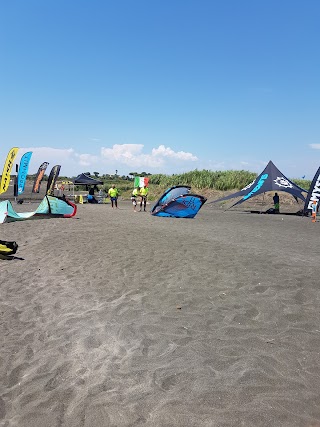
151, 185, 207, 218
0, 195, 77, 224
0, 240, 18, 255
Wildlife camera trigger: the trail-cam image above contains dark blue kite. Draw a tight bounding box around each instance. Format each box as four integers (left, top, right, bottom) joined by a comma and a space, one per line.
151, 185, 207, 218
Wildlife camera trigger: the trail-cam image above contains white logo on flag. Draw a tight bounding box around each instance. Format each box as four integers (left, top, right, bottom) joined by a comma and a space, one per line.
241, 180, 255, 191
274, 177, 293, 188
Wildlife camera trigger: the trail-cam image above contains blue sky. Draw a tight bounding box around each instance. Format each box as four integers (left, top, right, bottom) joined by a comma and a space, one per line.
1, 0, 319, 179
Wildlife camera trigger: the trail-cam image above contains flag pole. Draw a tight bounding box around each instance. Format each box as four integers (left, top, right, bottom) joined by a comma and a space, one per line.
14, 164, 18, 203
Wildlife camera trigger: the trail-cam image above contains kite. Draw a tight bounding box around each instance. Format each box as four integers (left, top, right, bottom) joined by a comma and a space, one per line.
151, 185, 207, 218
0, 195, 77, 224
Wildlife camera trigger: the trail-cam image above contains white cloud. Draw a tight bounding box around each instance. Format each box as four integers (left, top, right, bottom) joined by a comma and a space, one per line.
151, 145, 198, 161
18, 147, 77, 175
9, 144, 198, 176
21, 147, 75, 159
75, 153, 99, 166
101, 144, 198, 169
101, 144, 144, 161
17, 147, 99, 176
310, 144, 320, 149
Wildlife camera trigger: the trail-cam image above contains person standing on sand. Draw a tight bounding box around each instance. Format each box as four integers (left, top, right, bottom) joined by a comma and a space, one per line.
108, 184, 119, 209
273, 192, 280, 213
87, 187, 98, 204
131, 187, 140, 212
139, 185, 149, 212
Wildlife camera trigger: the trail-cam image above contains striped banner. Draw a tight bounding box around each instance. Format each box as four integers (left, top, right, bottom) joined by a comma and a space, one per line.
17, 151, 33, 195
0, 147, 19, 194
32, 162, 49, 193
46, 165, 61, 196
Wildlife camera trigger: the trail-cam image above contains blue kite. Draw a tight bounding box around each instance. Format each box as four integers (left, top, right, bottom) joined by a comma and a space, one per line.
151, 185, 207, 218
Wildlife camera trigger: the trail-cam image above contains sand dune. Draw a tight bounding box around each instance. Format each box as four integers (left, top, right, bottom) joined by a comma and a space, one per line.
1, 201, 320, 426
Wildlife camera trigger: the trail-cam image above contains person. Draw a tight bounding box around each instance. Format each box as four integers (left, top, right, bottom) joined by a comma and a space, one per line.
108, 184, 119, 209
87, 187, 98, 204
273, 192, 280, 213
311, 200, 318, 222
57, 184, 64, 198
139, 185, 149, 212
131, 187, 140, 212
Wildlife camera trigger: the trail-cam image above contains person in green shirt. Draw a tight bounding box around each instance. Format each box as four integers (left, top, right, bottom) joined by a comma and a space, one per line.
139, 186, 149, 212
108, 184, 119, 209
273, 192, 280, 213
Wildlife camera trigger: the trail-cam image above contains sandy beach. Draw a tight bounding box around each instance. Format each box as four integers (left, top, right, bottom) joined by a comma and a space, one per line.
1, 201, 320, 427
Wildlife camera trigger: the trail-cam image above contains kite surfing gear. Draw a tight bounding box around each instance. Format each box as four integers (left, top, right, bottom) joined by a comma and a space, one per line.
32, 162, 49, 193
17, 151, 33, 196
151, 185, 207, 218
0, 196, 77, 223
303, 166, 320, 216
46, 165, 61, 196
0, 240, 18, 256
0, 147, 19, 195
208, 160, 307, 209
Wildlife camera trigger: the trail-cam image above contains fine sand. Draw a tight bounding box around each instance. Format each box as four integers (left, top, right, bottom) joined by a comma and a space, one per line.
1, 201, 320, 427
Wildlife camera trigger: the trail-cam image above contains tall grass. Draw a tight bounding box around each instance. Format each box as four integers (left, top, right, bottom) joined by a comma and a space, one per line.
292, 178, 311, 190
149, 170, 312, 191
149, 169, 258, 190
74, 171, 312, 201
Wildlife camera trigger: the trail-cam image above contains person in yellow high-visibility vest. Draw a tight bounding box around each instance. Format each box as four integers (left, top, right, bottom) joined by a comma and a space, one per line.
108, 184, 119, 209
131, 187, 140, 212
139, 185, 149, 212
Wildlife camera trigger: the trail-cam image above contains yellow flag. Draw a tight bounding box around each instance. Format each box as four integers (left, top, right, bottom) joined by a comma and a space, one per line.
0, 147, 19, 194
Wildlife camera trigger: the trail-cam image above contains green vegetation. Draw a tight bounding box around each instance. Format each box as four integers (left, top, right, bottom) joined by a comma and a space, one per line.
150, 170, 311, 191
292, 178, 311, 189
150, 169, 256, 190
21, 169, 311, 201
93, 170, 311, 201
149, 170, 311, 191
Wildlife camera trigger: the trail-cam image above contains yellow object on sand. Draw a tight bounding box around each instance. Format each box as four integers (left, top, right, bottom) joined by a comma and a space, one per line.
0, 240, 18, 256
74, 195, 84, 204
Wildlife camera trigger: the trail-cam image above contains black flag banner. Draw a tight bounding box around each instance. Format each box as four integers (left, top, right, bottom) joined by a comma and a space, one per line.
303, 166, 320, 215
208, 160, 307, 209
14, 163, 18, 197
46, 165, 61, 196
32, 162, 49, 193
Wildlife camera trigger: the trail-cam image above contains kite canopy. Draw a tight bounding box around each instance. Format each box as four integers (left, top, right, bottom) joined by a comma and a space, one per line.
73, 173, 103, 185
0, 196, 77, 223
151, 185, 207, 218
209, 161, 307, 209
